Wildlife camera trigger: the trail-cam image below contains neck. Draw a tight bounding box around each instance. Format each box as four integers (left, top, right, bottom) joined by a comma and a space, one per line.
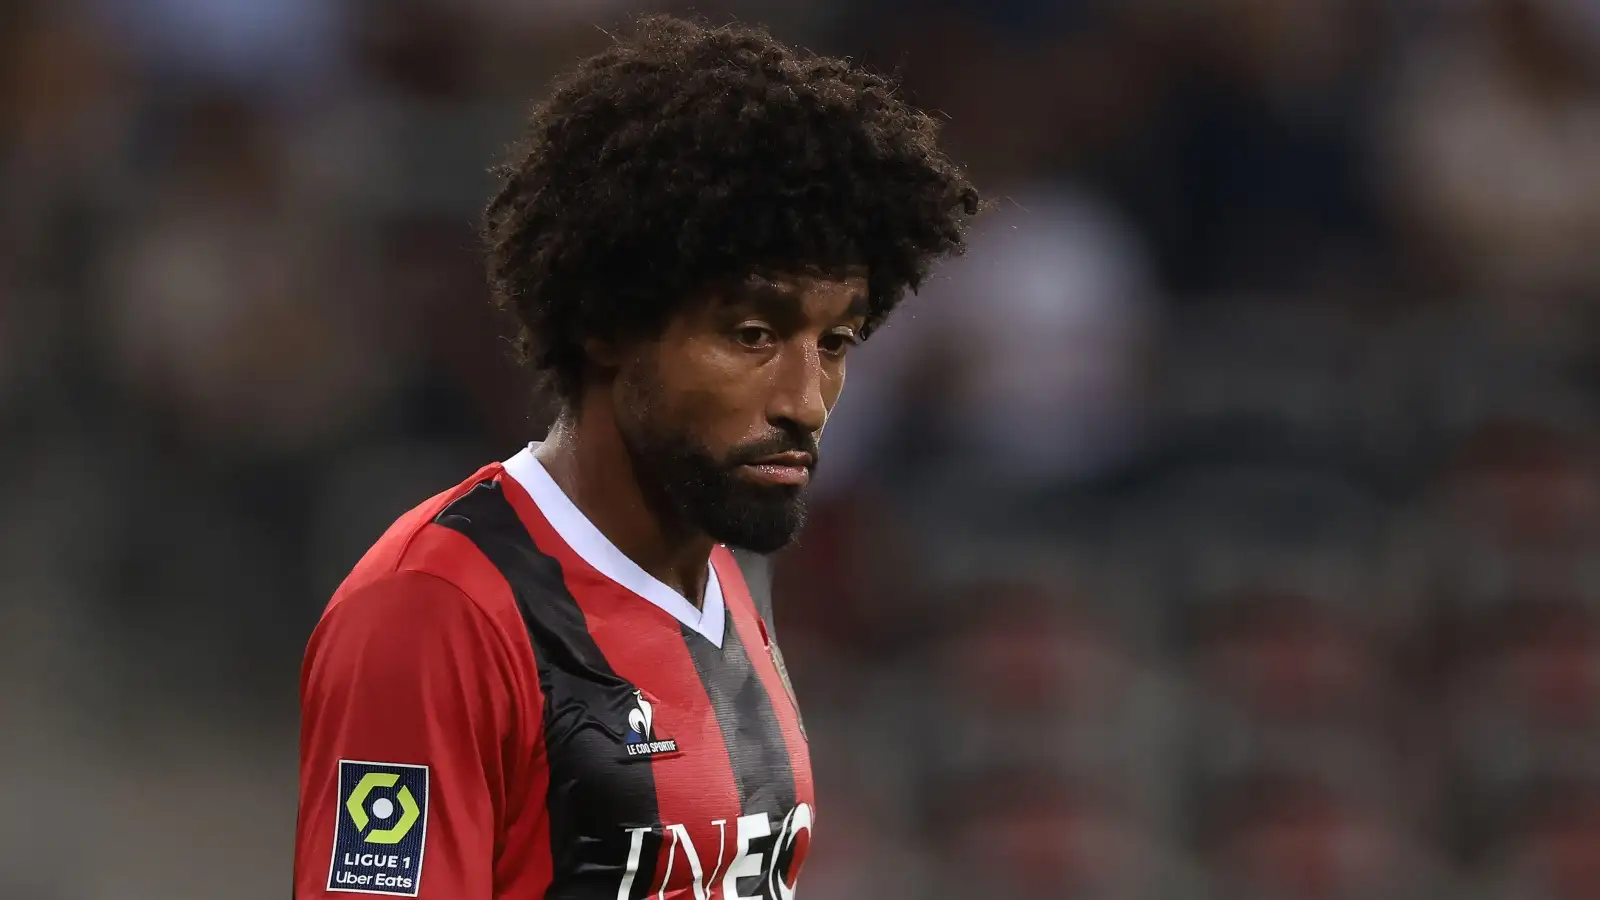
533, 400, 715, 608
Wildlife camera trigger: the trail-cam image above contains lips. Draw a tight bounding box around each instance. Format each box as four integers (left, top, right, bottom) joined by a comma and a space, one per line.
747, 451, 815, 468
737, 451, 814, 487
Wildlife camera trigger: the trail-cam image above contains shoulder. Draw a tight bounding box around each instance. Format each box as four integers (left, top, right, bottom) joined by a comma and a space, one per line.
304, 541, 541, 720
320, 463, 536, 651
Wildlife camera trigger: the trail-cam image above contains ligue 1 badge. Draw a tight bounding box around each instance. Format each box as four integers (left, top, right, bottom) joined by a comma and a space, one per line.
327, 760, 429, 896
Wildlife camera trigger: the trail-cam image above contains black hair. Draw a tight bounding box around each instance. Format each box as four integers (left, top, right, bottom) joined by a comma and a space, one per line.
482, 14, 981, 402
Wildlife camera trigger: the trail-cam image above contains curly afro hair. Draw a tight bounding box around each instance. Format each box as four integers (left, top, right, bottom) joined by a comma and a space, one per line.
483, 14, 981, 404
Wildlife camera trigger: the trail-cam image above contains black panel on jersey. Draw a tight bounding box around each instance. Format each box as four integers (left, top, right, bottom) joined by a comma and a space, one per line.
729, 549, 776, 640
435, 481, 664, 899
682, 610, 797, 897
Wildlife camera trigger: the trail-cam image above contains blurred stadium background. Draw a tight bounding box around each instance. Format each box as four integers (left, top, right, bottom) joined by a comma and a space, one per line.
5, 0, 1600, 897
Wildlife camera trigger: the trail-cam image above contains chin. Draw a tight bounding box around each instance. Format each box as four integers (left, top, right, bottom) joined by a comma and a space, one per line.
717, 531, 800, 555
700, 495, 808, 554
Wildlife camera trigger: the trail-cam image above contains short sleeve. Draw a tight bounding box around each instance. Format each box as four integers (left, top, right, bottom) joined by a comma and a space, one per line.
294, 570, 520, 899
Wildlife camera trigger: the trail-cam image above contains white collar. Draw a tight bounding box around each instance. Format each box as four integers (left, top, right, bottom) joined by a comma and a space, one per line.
501, 444, 725, 647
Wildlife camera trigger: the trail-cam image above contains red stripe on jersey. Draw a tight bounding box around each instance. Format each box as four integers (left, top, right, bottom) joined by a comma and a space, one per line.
400, 523, 555, 897
497, 472, 744, 897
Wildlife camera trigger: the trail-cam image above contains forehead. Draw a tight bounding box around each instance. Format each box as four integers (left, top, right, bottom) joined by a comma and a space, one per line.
755, 269, 866, 292
721, 270, 868, 311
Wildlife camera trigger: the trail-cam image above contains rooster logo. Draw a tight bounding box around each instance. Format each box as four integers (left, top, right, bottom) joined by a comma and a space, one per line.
625, 691, 654, 744
622, 689, 679, 758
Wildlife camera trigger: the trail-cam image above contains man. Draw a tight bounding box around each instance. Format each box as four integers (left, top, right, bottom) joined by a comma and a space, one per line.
294, 15, 979, 899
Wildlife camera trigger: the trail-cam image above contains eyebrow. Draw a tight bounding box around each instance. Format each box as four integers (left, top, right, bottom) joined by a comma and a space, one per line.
728, 282, 807, 329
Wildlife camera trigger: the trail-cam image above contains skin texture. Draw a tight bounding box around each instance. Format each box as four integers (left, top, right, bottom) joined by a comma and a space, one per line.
535, 272, 867, 605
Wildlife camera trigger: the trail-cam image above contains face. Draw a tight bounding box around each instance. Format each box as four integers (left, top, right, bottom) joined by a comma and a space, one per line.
613, 272, 868, 553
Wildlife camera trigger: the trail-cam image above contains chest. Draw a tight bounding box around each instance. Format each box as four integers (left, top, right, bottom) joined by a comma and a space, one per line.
532, 607, 813, 898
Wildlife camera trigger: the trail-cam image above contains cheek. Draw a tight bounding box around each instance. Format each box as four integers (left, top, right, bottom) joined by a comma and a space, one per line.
826, 363, 847, 409
616, 358, 696, 443
696, 381, 773, 447
632, 346, 765, 444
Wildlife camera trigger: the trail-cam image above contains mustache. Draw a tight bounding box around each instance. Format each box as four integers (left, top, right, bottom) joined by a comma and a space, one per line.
727, 429, 820, 468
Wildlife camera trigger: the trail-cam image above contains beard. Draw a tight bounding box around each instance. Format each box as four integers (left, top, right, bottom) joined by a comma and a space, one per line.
617, 383, 816, 554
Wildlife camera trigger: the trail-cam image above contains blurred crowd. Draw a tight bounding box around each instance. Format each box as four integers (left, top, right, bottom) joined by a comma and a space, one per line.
4, 0, 1600, 897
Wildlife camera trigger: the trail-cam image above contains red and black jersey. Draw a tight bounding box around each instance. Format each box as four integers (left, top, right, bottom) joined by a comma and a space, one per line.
294, 446, 814, 899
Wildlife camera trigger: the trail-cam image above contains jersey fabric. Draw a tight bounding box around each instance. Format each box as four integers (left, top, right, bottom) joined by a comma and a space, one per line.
294, 445, 814, 899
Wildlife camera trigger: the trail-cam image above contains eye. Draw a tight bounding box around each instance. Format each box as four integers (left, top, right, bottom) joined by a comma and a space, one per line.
820, 330, 859, 357
734, 325, 775, 349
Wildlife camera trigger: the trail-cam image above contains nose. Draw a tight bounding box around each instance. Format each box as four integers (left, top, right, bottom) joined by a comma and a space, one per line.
768, 342, 829, 437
